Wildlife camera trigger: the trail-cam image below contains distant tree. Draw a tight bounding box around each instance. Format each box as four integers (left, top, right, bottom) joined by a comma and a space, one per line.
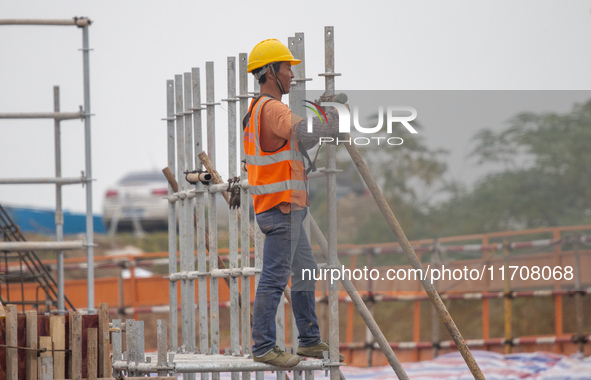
432, 99, 591, 234
308, 117, 451, 243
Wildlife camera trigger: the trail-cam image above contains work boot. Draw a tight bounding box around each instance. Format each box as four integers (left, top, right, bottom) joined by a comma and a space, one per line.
253, 346, 301, 368
297, 341, 345, 362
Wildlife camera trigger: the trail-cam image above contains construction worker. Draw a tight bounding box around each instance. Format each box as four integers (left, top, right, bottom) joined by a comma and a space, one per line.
244, 38, 344, 368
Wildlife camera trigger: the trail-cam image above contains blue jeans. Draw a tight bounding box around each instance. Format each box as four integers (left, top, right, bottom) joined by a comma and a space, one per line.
252, 207, 320, 356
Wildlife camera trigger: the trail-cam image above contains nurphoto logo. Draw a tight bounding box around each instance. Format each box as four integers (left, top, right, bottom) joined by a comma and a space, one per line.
303, 99, 418, 146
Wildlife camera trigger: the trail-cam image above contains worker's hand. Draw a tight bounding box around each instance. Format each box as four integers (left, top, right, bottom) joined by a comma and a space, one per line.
318, 92, 348, 104
228, 186, 241, 209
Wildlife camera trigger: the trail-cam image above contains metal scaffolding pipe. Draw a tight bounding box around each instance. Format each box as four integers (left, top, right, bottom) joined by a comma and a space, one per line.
191, 67, 209, 358
0, 18, 91, 27
289, 33, 308, 360
54, 86, 65, 315
113, 358, 328, 373
181, 71, 196, 354
0, 111, 83, 120
0, 241, 84, 251
343, 138, 485, 380
0, 177, 86, 185
205, 61, 221, 378
225, 56, 240, 362
81, 23, 95, 314
165, 79, 178, 351
308, 216, 409, 380
322, 26, 341, 380
238, 53, 252, 363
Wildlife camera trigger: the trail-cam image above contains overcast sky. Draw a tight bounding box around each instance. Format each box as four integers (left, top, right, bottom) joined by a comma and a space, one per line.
1, 1, 591, 214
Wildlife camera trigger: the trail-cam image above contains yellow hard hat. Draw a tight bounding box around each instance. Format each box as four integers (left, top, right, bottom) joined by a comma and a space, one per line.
247, 39, 301, 73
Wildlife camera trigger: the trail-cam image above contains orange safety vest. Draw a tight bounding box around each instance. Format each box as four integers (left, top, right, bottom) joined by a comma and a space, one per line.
243, 96, 308, 214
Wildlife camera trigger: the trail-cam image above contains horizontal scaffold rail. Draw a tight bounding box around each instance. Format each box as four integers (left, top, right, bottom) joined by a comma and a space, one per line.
338, 334, 591, 351
0, 176, 87, 185
332, 288, 591, 303
0, 18, 91, 27
114, 354, 330, 374
166, 171, 329, 203
167, 267, 260, 281
0, 241, 85, 251
91, 286, 590, 317
2, 232, 589, 273
0, 111, 84, 120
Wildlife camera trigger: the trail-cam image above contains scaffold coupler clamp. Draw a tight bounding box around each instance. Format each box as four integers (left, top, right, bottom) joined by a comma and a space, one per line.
571, 333, 588, 345
228, 176, 241, 209
185, 170, 212, 185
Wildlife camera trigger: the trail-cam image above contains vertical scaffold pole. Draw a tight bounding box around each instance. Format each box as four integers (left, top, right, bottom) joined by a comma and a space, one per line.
166, 79, 179, 351
288, 34, 309, 366
175, 74, 189, 355
157, 320, 168, 377
206, 62, 221, 380
238, 53, 252, 380
270, 48, 286, 376
82, 23, 95, 313
254, 224, 264, 380
321, 26, 340, 380
183, 72, 197, 357
192, 67, 209, 363
112, 319, 122, 378
252, 78, 265, 380
53, 86, 65, 314
226, 57, 241, 380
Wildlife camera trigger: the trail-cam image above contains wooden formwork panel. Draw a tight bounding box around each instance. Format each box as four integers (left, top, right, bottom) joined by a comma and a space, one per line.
0, 309, 100, 380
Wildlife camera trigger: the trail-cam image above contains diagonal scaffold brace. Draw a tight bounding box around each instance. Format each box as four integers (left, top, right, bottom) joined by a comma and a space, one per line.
343, 136, 486, 380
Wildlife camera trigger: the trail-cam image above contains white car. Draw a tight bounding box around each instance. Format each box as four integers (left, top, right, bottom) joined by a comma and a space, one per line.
102, 171, 169, 232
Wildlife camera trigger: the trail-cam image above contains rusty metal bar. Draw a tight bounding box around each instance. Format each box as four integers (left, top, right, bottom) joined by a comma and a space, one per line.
343, 140, 485, 379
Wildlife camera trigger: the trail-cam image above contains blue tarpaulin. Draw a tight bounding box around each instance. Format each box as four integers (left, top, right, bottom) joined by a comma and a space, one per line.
214, 351, 591, 380
3, 205, 106, 235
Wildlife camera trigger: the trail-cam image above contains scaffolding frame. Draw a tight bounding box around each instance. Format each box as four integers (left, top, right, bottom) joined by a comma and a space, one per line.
0, 18, 95, 314
111, 27, 485, 380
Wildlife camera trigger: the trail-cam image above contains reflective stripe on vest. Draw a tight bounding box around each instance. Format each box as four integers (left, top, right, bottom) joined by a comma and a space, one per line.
250, 179, 308, 195
245, 150, 302, 166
